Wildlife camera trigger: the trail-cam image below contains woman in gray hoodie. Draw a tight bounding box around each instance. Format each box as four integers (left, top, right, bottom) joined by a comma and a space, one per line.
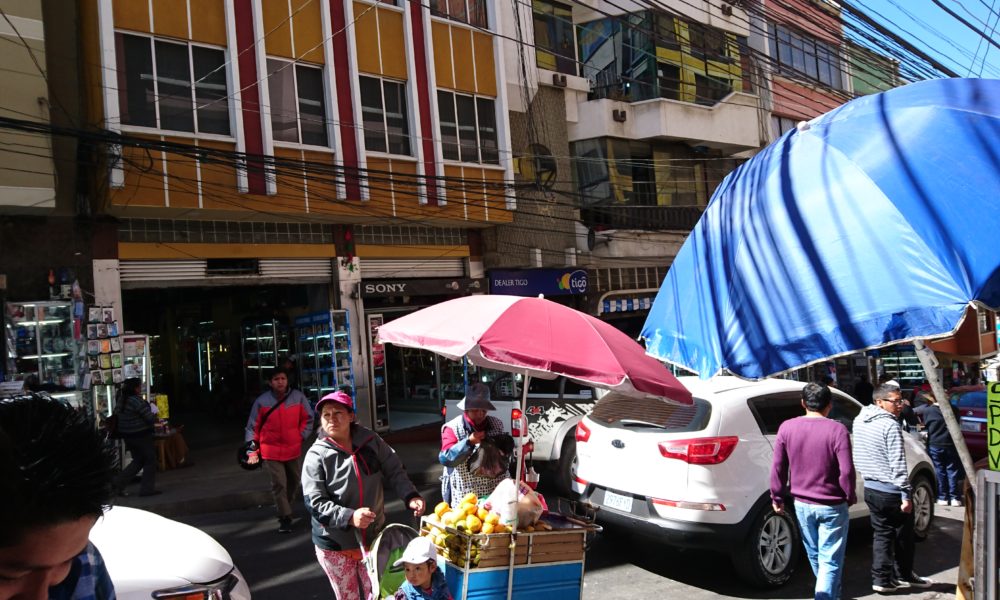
302, 391, 425, 599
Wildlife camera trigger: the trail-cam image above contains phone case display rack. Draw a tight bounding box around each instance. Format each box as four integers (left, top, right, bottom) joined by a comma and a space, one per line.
242, 319, 290, 392
294, 309, 355, 407
5, 301, 84, 408
86, 305, 126, 423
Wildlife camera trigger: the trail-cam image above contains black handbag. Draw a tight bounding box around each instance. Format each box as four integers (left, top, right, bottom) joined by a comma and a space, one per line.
238, 396, 288, 471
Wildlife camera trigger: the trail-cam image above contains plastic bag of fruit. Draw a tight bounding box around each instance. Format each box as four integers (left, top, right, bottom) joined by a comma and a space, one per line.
489, 478, 547, 529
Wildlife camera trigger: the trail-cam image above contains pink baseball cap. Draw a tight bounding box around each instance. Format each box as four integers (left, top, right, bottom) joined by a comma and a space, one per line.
316, 391, 354, 413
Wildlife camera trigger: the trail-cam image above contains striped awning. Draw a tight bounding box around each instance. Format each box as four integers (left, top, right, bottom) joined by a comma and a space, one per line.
601, 296, 654, 314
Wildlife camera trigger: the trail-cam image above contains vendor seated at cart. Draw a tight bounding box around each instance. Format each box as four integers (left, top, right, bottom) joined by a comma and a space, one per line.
439, 383, 508, 505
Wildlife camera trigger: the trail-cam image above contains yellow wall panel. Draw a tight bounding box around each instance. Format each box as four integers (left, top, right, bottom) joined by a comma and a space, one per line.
472, 31, 496, 97
431, 21, 453, 89
462, 167, 487, 221
302, 150, 341, 211
364, 157, 394, 213
451, 27, 475, 94
271, 147, 306, 213
293, 0, 325, 64
81, 1, 106, 123
262, 0, 293, 58
162, 139, 200, 208
354, 2, 381, 75
482, 168, 511, 222
390, 160, 419, 209
442, 164, 465, 209
152, 0, 188, 40
379, 9, 407, 80
111, 146, 164, 207
190, 0, 227, 46
113, 0, 149, 32
197, 140, 238, 207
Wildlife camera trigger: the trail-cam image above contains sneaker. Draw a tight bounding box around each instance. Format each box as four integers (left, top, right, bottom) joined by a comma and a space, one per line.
936, 499, 949, 506
277, 517, 292, 533
899, 574, 933, 588
950, 499, 964, 507
872, 583, 898, 593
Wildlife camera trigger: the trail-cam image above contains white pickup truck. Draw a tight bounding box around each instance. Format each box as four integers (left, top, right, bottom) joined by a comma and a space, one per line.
444, 374, 598, 494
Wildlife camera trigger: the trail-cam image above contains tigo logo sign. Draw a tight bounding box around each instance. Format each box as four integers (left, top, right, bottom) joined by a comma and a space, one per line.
557, 270, 589, 293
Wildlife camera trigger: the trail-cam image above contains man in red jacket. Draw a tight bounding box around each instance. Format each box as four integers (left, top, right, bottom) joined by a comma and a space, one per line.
245, 368, 314, 533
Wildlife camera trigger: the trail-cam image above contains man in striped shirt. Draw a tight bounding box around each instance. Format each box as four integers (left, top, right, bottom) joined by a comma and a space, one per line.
853, 383, 932, 594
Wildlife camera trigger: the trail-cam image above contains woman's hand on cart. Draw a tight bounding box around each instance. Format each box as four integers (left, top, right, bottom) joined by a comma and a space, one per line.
409, 496, 426, 517
352, 507, 376, 529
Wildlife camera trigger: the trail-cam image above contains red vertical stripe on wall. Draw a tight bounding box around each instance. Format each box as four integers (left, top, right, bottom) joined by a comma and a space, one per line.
409, 0, 439, 205
233, 0, 266, 194
329, 0, 362, 200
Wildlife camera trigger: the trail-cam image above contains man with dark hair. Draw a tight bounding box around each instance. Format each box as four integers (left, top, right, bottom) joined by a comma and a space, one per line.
245, 367, 314, 533
0, 395, 117, 599
854, 383, 932, 593
770, 383, 855, 600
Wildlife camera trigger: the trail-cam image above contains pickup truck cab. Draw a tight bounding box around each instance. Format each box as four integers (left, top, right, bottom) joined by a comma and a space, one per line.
444, 373, 598, 494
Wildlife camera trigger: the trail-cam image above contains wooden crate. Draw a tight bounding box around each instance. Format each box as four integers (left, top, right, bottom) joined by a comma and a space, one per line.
421, 516, 586, 568
524, 529, 586, 564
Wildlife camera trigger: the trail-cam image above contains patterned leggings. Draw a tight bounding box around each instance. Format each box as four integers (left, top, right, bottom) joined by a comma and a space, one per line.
315, 547, 372, 600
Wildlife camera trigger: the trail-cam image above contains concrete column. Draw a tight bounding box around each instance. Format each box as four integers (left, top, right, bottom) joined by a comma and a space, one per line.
337, 257, 371, 428
92, 259, 123, 329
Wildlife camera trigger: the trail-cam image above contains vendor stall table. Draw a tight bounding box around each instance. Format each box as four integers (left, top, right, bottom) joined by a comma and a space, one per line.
153, 426, 189, 471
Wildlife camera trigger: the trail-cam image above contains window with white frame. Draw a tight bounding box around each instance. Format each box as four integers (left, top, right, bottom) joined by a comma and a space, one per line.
116, 33, 231, 135
431, 0, 487, 28
359, 76, 411, 155
266, 58, 328, 146
437, 90, 499, 164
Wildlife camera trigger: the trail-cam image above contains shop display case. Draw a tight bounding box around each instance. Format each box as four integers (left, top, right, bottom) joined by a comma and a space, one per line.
121, 334, 152, 398
5, 301, 83, 407
242, 319, 290, 394
877, 346, 924, 391
295, 310, 355, 407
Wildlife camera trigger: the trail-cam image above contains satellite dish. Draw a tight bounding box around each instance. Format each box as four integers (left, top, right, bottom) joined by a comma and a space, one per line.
587, 228, 609, 251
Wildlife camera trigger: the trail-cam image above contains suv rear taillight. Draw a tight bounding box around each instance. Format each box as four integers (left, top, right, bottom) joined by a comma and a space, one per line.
575, 421, 591, 443
511, 409, 522, 437
658, 436, 738, 465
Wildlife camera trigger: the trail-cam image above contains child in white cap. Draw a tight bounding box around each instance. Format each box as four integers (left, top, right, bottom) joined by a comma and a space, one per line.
392, 536, 452, 600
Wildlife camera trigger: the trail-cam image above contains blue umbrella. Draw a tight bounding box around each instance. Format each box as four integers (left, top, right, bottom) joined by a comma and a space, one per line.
641, 78, 1000, 381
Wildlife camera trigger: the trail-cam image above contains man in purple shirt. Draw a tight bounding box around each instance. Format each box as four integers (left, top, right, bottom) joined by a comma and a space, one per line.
770, 383, 856, 600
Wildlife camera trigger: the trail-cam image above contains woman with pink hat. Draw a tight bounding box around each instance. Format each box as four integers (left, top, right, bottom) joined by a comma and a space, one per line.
302, 390, 425, 599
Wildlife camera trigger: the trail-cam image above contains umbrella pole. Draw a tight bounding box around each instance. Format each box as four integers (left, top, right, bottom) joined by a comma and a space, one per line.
913, 341, 977, 496
505, 372, 530, 600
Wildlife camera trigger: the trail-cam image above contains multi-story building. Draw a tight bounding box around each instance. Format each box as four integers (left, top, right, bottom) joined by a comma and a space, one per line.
75, 0, 515, 431
750, 0, 851, 138
498, 0, 763, 336
0, 0, 87, 301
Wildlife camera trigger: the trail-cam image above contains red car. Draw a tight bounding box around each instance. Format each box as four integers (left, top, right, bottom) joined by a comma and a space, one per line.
948, 385, 988, 460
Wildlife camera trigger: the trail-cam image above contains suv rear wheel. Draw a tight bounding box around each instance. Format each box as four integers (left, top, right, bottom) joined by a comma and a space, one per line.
911, 474, 935, 540
732, 506, 801, 587
554, 436, 578, 498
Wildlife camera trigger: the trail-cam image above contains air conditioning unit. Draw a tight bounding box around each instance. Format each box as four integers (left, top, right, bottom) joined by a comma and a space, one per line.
721, 4, 733, 16
552, 73, 567, 88
612, 109, 627, 123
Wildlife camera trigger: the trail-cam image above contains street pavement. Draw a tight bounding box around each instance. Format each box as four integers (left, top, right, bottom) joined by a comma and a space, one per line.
125, 411, 966, 599
177, 478, 966, 600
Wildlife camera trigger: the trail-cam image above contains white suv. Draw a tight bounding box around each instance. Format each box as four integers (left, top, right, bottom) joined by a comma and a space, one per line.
573, 377, 936, 587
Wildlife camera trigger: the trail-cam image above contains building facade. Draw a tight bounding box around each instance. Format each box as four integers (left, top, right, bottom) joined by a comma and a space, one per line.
75, 0, 515, 430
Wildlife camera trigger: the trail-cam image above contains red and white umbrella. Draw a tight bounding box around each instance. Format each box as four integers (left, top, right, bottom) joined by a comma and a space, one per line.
376, 294, 691, 404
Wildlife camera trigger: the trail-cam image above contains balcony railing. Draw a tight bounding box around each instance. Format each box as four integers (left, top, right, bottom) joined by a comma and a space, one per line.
581, 205, 704, 231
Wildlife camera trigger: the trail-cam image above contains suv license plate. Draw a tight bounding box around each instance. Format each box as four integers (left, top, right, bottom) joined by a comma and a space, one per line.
604, 490, 633, 513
